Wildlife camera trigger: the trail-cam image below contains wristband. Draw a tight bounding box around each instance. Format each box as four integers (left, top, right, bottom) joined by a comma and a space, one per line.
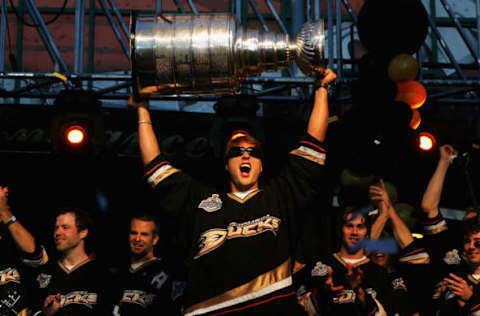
316, 82, 331, 92
138, 120, 153, 125
5, 215, 17, 227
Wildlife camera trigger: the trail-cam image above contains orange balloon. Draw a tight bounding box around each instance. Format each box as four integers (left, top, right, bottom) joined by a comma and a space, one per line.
409, 109, 421, 130
395, 81, 426, 109
388, 54, 419, 82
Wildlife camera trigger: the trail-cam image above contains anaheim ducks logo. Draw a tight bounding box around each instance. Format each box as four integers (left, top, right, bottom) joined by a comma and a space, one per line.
0, 267, 21, 285
61, 291, 97, 309
121, 290, 156, 308
194, 215, 281, 259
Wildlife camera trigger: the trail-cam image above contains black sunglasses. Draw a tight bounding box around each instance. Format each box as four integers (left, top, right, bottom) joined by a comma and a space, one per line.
227, 147, 263, 159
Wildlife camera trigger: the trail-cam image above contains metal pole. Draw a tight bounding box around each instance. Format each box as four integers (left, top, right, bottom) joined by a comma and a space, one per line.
23, 0, 69, 73
186, 0, 199, 14
306, 0, 311, 22
417, 48, 423, 81
476, 0, 480, 64
265, 0, 289, 35
313, 0, 320, 20
248, 0, 269, 31
97, 0, 130, 58
156, 0, 162, 14
107, 0, 129, 38
426, 12, 466, 79
74, 0, 85, 73
439, 0, 479, 65
0, 0, 7, 72
235, 0, 242, 21
336, 0, 342, 78
340, 0, 357, 24
327, 0, 334, 70
172, 0, 186, 13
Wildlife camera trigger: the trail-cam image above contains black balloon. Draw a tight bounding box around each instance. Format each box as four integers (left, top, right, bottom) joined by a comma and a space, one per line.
358, 0, 429, 55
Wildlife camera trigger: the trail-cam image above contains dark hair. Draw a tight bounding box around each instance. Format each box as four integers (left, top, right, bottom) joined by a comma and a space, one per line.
462, 219, 480, 240
131, 213, 159, 236
56, 207, 92, 232
338, 205, 373, 237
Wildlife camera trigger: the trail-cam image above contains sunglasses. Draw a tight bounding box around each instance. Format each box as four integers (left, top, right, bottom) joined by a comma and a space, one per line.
227, 147, 263, 159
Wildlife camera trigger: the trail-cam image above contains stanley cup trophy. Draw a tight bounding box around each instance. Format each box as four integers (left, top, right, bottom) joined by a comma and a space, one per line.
130, 12, 325, 96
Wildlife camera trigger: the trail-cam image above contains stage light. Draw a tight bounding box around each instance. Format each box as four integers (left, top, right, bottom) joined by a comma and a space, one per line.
65, 125, 86, 145
51, 90, 104, 156
418, 132, 435, 151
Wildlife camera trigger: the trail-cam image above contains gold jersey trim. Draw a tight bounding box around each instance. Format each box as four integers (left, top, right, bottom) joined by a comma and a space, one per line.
58, 257, 93, 274
129, 257, 161, 274
423, 221, 448, 235
147, 164, 180, 187
290, 147, 326, 165
226, 190, 261, 204
184, 259, 292, 315
333, 253, 370, 268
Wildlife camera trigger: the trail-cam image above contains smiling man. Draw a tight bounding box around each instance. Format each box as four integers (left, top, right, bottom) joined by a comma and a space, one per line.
297, 207, 393, 316
34, 208, 113, 316
113, 213, 184, 315
129, 69, 336, 315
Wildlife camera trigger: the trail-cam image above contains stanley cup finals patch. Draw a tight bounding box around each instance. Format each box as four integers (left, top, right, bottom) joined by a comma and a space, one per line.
198, 194, 223, 212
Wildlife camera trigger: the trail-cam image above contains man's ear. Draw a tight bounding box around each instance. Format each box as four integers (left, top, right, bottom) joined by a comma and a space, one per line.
225, 164, 229, 172
153, 234, 159, 246
80, 229, 88, 240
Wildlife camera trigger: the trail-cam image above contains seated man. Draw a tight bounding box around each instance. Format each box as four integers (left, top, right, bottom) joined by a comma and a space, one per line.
129, 69, 337, 315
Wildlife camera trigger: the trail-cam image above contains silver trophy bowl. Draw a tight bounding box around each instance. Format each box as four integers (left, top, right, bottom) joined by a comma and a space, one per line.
131, 12, 325, 96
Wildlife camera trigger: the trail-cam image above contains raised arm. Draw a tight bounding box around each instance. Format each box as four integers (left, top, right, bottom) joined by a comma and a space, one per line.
370, 180, 413, 249
307, 69, 337, 142
128, 94, 161, 166
421, 144, 457, 219
0, 186, 35, 253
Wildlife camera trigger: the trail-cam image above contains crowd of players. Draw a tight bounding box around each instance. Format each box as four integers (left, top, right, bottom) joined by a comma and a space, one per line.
1, 69, 479, 315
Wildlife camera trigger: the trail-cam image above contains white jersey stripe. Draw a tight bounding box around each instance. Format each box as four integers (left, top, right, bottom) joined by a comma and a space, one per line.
184, 276, 292, 316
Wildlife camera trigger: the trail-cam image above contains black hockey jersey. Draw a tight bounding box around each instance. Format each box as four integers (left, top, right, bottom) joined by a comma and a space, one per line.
0, 235, 48, 316
420, 213, 480, 315
113, 257, 184, 316
34, 257, 113, 316
144, 134, 327, 315
299, 253, 392, 316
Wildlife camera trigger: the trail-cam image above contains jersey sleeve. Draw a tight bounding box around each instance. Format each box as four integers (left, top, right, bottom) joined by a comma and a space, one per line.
143, 154, 207, 217
267, 133, 328, 211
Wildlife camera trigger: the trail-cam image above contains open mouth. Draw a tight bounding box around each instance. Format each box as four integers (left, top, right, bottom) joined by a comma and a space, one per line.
240, 163, 251, 174
374, 252, 386, 258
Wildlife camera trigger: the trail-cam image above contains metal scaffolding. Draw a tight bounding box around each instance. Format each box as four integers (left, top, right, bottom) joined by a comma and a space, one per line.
1, 0, 480, 110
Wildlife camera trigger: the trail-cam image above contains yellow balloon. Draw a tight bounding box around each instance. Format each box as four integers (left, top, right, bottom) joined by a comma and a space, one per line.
340, 168, 376, 189
388, 54, 419, 83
